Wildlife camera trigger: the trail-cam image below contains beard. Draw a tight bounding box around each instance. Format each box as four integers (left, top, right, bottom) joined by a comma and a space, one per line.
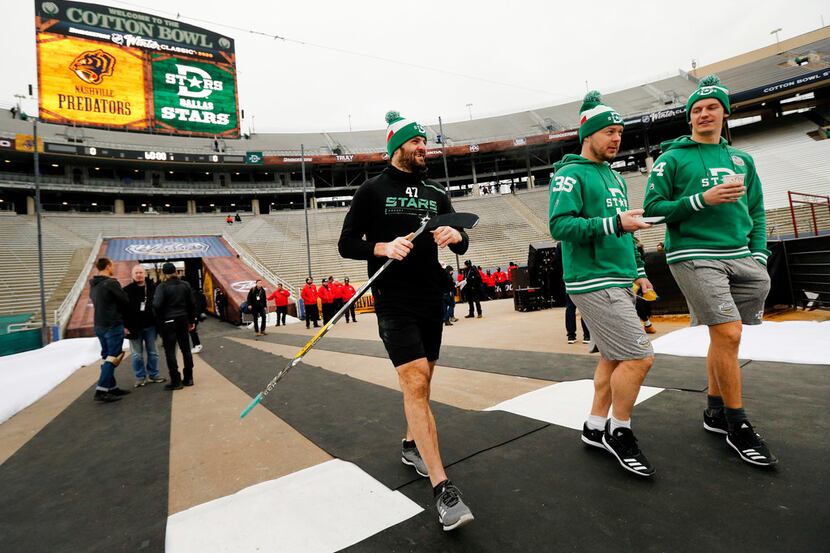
399, 148, 427, 172
589, 141, 617, 163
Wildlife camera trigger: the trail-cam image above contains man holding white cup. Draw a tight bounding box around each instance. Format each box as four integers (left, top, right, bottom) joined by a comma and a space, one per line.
643, 74, 776, 467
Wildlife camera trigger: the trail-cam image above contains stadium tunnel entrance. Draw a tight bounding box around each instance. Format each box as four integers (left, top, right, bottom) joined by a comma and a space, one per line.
65, 235, 296, 338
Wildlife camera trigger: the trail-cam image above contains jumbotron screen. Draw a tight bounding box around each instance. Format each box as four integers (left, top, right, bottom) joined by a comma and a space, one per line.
34, 0, 240, 137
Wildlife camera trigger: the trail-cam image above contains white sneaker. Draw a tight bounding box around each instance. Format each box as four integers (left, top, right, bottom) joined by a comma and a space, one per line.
191, 345, 203, 354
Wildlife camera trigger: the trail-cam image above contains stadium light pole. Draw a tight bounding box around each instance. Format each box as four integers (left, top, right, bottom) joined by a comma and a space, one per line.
301, 144, 312, 278
32, 118, 48, 345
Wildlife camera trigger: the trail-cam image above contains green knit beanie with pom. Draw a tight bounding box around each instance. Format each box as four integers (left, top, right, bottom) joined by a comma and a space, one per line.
384, 111, 427, 157
685, 74, 731, 121
578, 90, 624, 142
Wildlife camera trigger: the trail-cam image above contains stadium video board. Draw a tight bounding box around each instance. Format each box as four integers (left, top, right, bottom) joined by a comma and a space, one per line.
35, 0, 240, 137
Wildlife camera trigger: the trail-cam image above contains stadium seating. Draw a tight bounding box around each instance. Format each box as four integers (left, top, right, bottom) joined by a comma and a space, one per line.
0, 215, 90, 320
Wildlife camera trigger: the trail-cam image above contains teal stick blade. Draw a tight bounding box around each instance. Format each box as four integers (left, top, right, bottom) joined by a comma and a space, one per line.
240, 392, 264, 419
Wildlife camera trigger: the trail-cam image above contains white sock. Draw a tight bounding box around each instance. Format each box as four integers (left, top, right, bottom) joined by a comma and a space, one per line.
610, 416, 631, 432
586, 414, 607, 431
643, 320, 652, 327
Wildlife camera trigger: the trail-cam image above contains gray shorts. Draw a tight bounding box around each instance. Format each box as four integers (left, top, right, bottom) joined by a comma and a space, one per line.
570, 287, 654, 361
669, 257, 770, 327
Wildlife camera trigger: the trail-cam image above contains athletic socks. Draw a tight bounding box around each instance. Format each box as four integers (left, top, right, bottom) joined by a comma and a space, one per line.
586, 415, 607, 431
724, 407, 749, 432
609, 416, 631, 433
433, 479, 451, 497
402, 439, 416, 450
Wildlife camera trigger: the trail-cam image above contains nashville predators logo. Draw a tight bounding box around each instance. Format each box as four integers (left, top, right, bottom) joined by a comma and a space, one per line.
69, 50, 116, 85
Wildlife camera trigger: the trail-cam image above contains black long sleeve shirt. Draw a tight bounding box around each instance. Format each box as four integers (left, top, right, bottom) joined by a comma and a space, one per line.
338, 166, 469, 312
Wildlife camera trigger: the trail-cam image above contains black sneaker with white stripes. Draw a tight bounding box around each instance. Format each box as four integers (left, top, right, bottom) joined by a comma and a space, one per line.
726, 421, 778, 467
581, 423, 605, 449
703, 409, 728, 435
601, 421, 655, 477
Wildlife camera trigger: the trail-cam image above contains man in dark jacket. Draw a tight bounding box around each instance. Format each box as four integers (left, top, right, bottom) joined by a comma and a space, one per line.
463, 260, 483, 318
123, 264, 166, 388
89, 257, 130, 402
153, 262, 196, 389
247, 279, 268, 336
214, 287, 227, 321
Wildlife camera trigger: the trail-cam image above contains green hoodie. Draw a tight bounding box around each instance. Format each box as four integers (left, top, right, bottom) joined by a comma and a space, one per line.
643, 136, 769, 265
549, 154, 645, 295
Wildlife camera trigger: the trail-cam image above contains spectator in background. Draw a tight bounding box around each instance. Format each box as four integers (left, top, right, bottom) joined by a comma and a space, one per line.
484, 269, 496, 300
443, 266, 456, 326
247, 279, 268, 336
190, 288, 207, 353
463, 260, 483, 318
565, 294, 591, 344
301, 277, 320, 329
330, 276, 345, 316
235, 212, 242, 222
493, 267, 507, 298
634, 239, 657, 334
318, 277, 335, 324
341, 277, 357, 323
153, 262, 196, 390
268, 283, 291, 326
214, 287, 227, 321
123, 264, 165, 388
89, 257, 130, 402
226, 214, 233, 225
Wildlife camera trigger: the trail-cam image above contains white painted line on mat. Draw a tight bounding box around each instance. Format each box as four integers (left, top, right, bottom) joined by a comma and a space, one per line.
166, 459, 423, 553
486, 379, 664, 430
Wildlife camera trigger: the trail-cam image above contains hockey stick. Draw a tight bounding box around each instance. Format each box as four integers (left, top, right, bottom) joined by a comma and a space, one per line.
240, 211, 479, 418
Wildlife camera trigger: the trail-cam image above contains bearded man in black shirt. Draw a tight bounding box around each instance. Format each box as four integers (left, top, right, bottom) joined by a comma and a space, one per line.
338, 111, 474, 531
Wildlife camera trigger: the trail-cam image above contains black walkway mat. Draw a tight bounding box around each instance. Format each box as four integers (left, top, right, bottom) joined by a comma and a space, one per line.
256, 331, 722, 391
347, 387, 829, 553
201, 336, 547, 490
0, 383, 173, 553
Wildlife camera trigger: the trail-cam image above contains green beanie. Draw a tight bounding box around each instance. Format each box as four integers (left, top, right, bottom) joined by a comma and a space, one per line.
578, 91, 624, 142
685, 74, 730, 121
385, 111, 427, 157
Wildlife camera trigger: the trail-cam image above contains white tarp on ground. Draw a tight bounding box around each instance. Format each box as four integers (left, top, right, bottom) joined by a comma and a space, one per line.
652, 321, 830, 365
166, 459, 423, 553
486, 379, 664, 429
0, 337, 128, 424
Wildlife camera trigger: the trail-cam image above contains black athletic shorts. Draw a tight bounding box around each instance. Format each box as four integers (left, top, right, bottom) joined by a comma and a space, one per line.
376, 308, 443, 367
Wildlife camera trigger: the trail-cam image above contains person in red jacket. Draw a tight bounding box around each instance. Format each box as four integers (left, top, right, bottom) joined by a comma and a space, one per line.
341, 277, 357, 323
301, 277, 319, 329
483, 269, 496, 300
267, 283, 291, 326
329, 276, 345, 317
318, 279, 335, 324
493, 267, 508, 298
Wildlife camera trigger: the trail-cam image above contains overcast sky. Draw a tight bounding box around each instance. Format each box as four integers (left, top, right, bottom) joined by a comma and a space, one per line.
2, 0, 827, 133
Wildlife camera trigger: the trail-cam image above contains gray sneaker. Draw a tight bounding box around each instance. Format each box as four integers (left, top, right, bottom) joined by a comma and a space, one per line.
401, 440, 428, 477
435, 481, 474, 531
134, 379, 147, 388
146, 376, 167, 384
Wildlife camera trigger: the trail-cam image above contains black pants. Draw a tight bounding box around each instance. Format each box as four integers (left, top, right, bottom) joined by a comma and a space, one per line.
322, 303, 335, 324
305, 304, 319, 328
160, 316, 193, 384
635, 296, 652, 322
345, 303, 356, 322
252, 308, 266, 333
215, 302, 226, 321
189, 321, 200, 347
467, 290, 482, 316
565, 295, 590, 340
276, 305, 287, 325
333, 298, 344, 315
